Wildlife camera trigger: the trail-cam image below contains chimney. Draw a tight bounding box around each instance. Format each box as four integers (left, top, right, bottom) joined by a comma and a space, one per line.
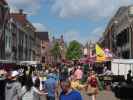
61, 35, 63, 39
61, 35, 64, 42
19, 9, 27, 17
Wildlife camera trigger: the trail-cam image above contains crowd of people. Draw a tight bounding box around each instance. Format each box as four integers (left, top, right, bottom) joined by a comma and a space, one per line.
0, 62, 109, 100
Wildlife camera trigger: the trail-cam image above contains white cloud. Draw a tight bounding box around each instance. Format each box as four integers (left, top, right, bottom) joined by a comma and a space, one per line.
88, 27, 104, 42
51, 0, 133, 20
63, 26, 104, 44
63, 30, 88, 44
7, 0, 43, 15
33, 23, 48, 31
63, 30, 80, 42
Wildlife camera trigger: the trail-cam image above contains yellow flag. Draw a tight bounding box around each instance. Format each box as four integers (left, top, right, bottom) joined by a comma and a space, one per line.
95, 44, 106, 62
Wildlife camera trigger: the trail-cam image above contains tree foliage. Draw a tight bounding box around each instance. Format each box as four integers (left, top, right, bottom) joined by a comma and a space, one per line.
51, 42, 61, 60
66, 40, 82, 60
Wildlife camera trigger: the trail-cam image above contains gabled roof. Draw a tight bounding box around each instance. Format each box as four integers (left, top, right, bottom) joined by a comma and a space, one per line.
0, 0, 8, 5
11, 13, 26, 25
11, 12, 35, 30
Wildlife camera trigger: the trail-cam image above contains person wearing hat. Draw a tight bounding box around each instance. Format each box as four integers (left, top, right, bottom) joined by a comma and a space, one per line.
5, 70, 22, 100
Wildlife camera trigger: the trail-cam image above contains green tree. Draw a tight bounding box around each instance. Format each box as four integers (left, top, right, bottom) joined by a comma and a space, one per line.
66, 40, 82, 60
51, 42, 61, 62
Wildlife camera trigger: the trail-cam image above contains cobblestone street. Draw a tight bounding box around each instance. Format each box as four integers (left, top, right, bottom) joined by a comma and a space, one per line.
82, 91, 119, 100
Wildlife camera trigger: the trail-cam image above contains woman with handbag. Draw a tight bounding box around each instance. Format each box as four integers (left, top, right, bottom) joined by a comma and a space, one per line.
21, 76, 34, 100
21, 76, 46, 100
86, 71, 98, 100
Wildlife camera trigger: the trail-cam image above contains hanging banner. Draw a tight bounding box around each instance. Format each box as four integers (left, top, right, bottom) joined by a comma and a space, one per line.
95, 44, 106, 62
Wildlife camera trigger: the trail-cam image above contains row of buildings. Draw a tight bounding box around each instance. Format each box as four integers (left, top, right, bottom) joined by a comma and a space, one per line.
0, 0, 52, 63
99, 5, 133, 59
83, 41, 95, 56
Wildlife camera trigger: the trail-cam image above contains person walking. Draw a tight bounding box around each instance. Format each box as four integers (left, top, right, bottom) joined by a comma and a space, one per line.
74, 66, 83, 81
60, 65, 69, 81
59, 79, 83, 100
5, 71, 21, 100
21, 76, 34, 100
34, 76, 47, 100
43, 73, 58, 100
86, 71, 98, 100
21, 76, 46, 100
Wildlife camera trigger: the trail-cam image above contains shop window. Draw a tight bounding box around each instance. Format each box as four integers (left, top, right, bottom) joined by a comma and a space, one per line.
42, 57, 45, 63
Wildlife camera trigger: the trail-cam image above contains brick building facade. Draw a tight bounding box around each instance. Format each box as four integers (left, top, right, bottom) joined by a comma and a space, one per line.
0, 0, 9, 59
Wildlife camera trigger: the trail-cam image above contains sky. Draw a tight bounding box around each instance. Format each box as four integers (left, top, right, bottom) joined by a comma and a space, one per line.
6, 0, 133, 44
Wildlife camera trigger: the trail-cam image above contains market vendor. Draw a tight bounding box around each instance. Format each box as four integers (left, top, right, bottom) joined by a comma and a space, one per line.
127, 70, 132, 84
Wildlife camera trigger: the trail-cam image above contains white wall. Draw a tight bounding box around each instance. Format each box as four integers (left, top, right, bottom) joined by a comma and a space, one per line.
111, 59, 133, 79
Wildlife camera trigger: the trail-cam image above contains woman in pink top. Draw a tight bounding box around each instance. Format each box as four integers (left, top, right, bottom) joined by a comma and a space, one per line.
74, 66, 83, 80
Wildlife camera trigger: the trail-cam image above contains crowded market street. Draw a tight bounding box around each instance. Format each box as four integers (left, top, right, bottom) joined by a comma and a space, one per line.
1, 0, 133, 100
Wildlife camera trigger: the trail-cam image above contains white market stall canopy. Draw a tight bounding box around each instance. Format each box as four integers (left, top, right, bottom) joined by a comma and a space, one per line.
19, 61, 40, 65
0, 60, 16, 63
112, 59, 133, 64
111, 59, 133, 77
